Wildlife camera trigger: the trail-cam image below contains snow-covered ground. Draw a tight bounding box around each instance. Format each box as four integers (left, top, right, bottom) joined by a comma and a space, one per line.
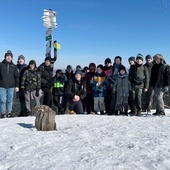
0, 110, 170, 170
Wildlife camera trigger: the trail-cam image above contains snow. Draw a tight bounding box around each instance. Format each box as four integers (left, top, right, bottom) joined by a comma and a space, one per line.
1, 110, 170, 170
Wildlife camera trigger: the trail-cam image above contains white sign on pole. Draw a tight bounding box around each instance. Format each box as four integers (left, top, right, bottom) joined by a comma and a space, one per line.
44, 9, 56, 17
44, 22, 57, 28
46, 28, 53, 36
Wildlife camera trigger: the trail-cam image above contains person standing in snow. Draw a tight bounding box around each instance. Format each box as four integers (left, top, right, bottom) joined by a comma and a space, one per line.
38, 57, 54, 108
129, 54, 149, 115
150, 54, 170, 116
17, 54, 27, 116
112, 65, 131, 116
142, 54, 154, 113
90, 64, 108, 115
21, 60, 41, 116
0, 50, 19, 118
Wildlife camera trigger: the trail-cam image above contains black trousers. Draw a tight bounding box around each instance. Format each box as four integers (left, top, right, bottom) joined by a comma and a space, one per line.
42, 87, 53, 108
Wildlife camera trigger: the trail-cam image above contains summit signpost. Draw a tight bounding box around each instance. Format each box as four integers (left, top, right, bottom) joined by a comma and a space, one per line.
42, 9, 58, 58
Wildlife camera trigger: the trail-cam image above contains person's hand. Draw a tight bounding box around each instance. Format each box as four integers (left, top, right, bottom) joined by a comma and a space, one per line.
73, 95, 80, 102
35, 89, 39, 97
15, 87, 19, 92
162, 86, 169, 93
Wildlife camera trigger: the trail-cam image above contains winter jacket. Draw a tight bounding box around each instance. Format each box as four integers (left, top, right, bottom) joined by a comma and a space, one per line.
38, 63, 53, 89
90, 71, 108, 97
150, 62, 170, 88
21, 67, 41, 91
84, 71, 95, 93
113, 73, 131, 97
129, 63, 149, 89
65, 78, 87, 100
0, 59, 19, 88
143, 62, 153, 79
52, 74, 67, 96
17, 63, 27, 88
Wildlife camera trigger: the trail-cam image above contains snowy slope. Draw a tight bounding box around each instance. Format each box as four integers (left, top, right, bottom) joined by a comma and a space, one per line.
0, 110, 170, 170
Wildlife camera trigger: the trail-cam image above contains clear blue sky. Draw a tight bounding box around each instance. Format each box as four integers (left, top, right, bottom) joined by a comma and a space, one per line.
0, 0, 170, 70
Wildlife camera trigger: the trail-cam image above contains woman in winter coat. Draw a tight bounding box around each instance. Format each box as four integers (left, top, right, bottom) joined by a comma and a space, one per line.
113, 65, 131, 115
65, 70, 87, 114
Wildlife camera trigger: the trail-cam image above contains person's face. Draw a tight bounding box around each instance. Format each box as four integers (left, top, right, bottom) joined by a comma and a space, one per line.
155, 58, 161, 64
120, 69, 125, 75
89, 66, 96, 72
115, 58, 121, 65
129, 60, 135, 66
75, 73, 81, 81
29, 64, 35, 70
45, 60, 51, 66
105, 62, 111, 67
97, 67, 102, 73
136, 59, 143, 65
67, 68, 72, 73
18, 58, 25, 64
5, 55, 12, 62
146, 58, 152, 63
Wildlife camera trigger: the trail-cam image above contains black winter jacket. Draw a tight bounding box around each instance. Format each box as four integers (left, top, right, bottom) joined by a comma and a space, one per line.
65, 78, 87, 100
0, 60, 19, 88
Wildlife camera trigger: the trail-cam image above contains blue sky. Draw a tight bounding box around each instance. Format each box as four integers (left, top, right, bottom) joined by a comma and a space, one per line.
0, 0, 170, 70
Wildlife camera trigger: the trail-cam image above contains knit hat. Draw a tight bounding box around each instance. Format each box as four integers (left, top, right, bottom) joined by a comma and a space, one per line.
136, 53, 143, 61
119, 65, 126, 72
56, 69, 62, 74
105, 58, 111, 64
45, 56, 51, 62
145, 54, 152, 60
4, 50, 13, 58
97, 64, 104, 70
75, 70, 82, 76
29, 60, 36, 67
18, 54, 25, 61
67, 65, 72, 69
76, 65, 82, 70
128, 56, 135, 63
153, 54, 163, 60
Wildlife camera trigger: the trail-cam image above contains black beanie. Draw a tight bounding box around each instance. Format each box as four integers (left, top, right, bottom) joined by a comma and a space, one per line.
136, 53, 143, 61
4, 50, 13, 58
75, 70, 82, 76
145, 54, 152, 60
97, 64, 104, 70
119, 65, 126, 72
45, 56, 51, 62
105, 58, 111, 64
128, 56, 135, 63
114, 56, 122, 62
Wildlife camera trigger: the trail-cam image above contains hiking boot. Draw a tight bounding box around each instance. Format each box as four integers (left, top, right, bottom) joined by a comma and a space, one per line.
7, 113, 13, 118
0, 113, 5, 118
68, 110, 76, 114
159, 111, 165, 116
153, 111, 159, 115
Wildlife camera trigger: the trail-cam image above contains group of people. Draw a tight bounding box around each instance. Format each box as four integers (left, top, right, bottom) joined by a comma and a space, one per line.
0, 49, 170, 118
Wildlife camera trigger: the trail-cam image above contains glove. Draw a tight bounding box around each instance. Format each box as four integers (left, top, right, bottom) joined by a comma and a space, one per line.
162, 86, 169, 93
35, 89, 39, 97
21, 89, 25, 96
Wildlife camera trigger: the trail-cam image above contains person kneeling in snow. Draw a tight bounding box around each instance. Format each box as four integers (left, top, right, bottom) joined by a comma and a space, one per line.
65, 70, 87, 114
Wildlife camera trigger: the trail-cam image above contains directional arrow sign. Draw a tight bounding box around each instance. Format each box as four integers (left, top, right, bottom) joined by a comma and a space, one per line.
44, 22, 57, 28
44, 9, 56, 17
42, 16, 56, 23
46, 28, 53, 36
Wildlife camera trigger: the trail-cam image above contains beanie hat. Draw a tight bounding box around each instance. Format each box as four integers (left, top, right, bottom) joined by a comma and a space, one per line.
75, 70, 82, 76
136, 53, 143, 61
119, 65, 126, 72
67, 65, 72, 69
76, 65, 82, 70
29, 60, 36, 67
114, 56, 122, 62
4, 50, 13, 58
45, 56, 51, 62
89, 62, 96, 68
97, 64, 104, 70
56, 69, 62, 74
128, 56, 135, 63
105, 58, 111, 64
145, 54, 152, 60
18, 54, 25, 61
